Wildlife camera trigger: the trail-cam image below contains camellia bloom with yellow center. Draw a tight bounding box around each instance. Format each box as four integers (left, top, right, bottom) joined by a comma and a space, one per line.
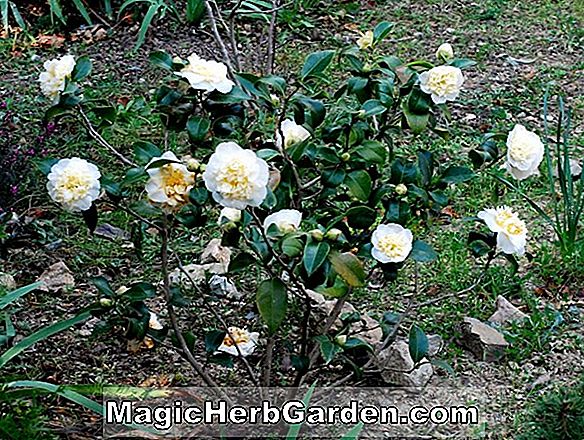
38, 55, 76, 103
419, 65, 464, 104
357, 30, 374, 50
275, 119, 311, 150
216, 327, 259, 357
47, 157, 101, 212
175, 53, 234, 94
263, 209, 302, 233
504, 124, 544, 180
146, 151, 196, 212
203, 142, 269, 209
371, 223, 413, 263
478, 206, 527, 256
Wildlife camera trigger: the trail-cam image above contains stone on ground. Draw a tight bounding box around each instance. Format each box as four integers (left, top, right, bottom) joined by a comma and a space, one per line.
459, 317, 509, 362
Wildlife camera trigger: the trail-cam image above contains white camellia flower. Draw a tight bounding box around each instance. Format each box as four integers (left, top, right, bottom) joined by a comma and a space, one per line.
219, 207, 242, 224
148, 312, 164, 330
435, 43, 454, 61
263, 209, 302, 233
146, 151, 196, 212
478, 206, 527, 256
275, 119, 311, 150
47, 157, 101, 212
371, 223, 413, 263
216, 327, 259, 357
175, 53, 234, 94
357, 30, 374, 50
419, 65, 464, 104
38, 55, 76, 103
504, 124, 544, 180
203, 142, 269, 209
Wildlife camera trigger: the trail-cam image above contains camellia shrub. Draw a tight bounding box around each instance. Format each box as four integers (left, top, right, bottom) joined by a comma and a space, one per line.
33, 21, 540, 392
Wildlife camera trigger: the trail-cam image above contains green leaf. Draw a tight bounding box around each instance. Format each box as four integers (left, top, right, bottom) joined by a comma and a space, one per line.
124, 282, 156, 301
256, 149, 280, 161
360, 99, 386, 117
314, 335, 341, 364
340, 422, 365, 439
353, 140, 387, 165
417, 150, 433, 187
186, 115, 210, 142
134, 3, 159, 50
189, 187, 208, 205
373, 21, 393, 42
48, 0, 66, 24
133, 141, 162, 165
0, 312, 90, 368
303, 241, 330, 276
91, 276, 115, 298
410, 240, 437, 263
256, 278, 287, 334
384, 200, 410, 224
346, 205, 377, 229
329, 252, 365, 287
449, 58, 477, 69
3, 381, 104, 416
408, 87, 431, 114
81, 204, 98, 232
440, 166, 475, 184
149, 50, 173, 70
0, 282, 42, 310
71, 56, 91, 82
71, 0, 92, 24
204, 330, 226, 353
281, 236, 304, 258
229, 252, 256, 272
403, 106, 429, 134
301, 50, 335, 80
408, 324, 429, 364
286, 381, 317, 439
186, 0, 205, 23
145, 158, 181, 170
345, 170, 372, 201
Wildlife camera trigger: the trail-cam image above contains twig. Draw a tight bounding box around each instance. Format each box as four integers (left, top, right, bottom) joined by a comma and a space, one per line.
160, 216, 226, 397
203, 0, 238, 82
262, 336, 275, 387
265, 0, 279, 74
172, 253, 260, 388
78, 107, 136, 167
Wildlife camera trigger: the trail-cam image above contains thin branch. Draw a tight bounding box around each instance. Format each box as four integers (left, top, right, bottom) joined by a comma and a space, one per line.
78, 107, 136, 167
265, 0, 279, 75
203, 0, 238, 82
172, 252, 260, 388
160, 216, 226, 397
262, 337, 275, 387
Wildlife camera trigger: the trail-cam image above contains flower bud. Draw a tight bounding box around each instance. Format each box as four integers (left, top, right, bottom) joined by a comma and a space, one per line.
99, 298, 113, 307
325, 228, 342, 240
436, 43, 454, 61
395, 183, 408, 195
270, 94, 280, 106
335, 335, 347, 346
357, 30, 374, 50
115, 286, 129, 295
219, 207, 242, 224
183, 155, 200, 172
309, 229, 324, 241
341, 152, 351, 162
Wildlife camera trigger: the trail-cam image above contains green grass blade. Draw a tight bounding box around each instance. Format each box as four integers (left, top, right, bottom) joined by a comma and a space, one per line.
71, 0, 92, 24
0, 311, 90, 368
286, 381, 317, 439
1, 0, 8, 33
134, 3, 159, 50
48, 0, 67, 24
9, 1, 26, 29
0, 281, 42, 310
2, 381, 104, 415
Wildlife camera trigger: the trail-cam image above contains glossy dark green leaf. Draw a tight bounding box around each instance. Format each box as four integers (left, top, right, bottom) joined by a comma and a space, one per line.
408, 325, 429, 364
71, 56, 92, 81
410, 240, 437, 263
186, 0, 205, 23
149, 50, 173, 70
346, 205, 377, 229
256, 278, 287, 334
186, 116, 210, 142
329, 252, 365, 287
373, 21, 393, 42
345, 170, 372, 201
303, 241, 331, 276
353, 140, 387, 165
229, 252, 256, 272
301, 50, 335, 80
204, 330, 226, 353
440, 166, 475, 184
133, 141, 162, 165
314, 335, 342, 364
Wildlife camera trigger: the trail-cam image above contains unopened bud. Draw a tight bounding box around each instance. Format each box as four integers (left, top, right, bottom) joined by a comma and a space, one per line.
309, 229, 324, 241
341, 152, 351, 162
435, 43, 454, 61
99, 298, 113, 307
325, 228, 342, 240
336, 335, 347, 346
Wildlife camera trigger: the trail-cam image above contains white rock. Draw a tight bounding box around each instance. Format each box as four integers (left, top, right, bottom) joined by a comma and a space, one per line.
0, 273, 16, 291
488, 296, 528, 324
209, 275, 241, 299
37, 262, 75, 292
377, 340, 433, 387
459, 317, 509, 361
